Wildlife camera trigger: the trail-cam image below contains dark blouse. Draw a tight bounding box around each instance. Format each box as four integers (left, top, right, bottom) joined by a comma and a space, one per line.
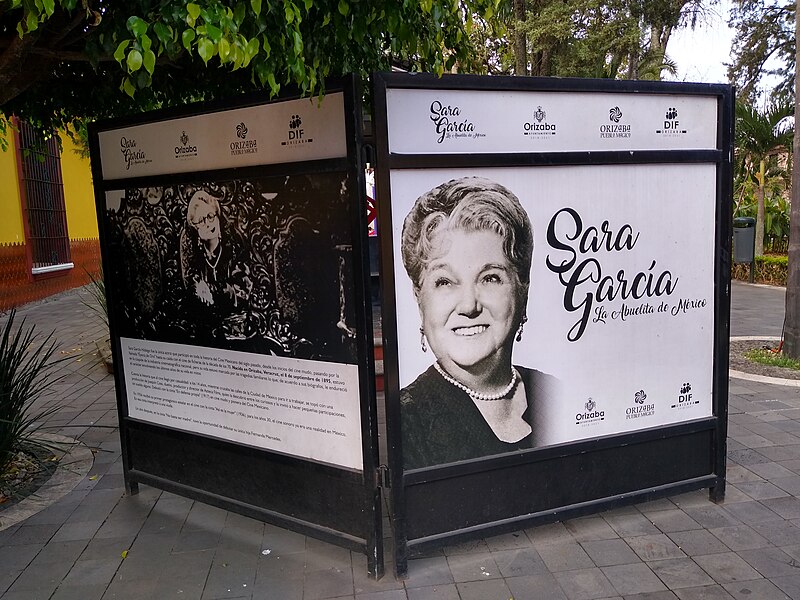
400, 365, 557, 470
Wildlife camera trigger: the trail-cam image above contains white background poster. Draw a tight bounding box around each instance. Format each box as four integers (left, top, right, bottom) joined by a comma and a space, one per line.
121, 338, 363, 470
391, 164, 716, 446
386, 89, 718, 153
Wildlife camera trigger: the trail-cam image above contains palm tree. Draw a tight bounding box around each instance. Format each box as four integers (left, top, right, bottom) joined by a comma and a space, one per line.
735, 101, 794, 256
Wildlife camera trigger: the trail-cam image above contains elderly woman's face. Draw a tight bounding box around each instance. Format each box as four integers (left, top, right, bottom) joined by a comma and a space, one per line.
191, 196, 220, 241
417, 228, 522, 374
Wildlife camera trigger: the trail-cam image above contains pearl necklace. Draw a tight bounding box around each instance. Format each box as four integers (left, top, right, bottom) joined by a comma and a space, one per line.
433, 362, 518, 401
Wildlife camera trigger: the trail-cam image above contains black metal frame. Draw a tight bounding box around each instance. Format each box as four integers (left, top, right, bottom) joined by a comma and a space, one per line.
372, 72, 733, 577
88, 75, 384, 577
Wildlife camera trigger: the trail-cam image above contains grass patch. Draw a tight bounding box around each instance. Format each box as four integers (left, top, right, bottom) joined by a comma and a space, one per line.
745, 348, 800, 371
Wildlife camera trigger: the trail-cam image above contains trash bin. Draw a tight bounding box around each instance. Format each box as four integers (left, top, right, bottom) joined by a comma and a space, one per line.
733, 217, 756, 264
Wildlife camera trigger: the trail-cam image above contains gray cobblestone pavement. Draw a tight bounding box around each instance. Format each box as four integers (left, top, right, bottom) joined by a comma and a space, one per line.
2, 280, 799, 599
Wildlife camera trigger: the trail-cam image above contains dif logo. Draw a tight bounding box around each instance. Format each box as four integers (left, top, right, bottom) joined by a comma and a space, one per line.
289, 114, 304, 140
656, 107, 687, 135
282, 114, 313, 146
671, 382, 699, 409
664, 107, 679, 130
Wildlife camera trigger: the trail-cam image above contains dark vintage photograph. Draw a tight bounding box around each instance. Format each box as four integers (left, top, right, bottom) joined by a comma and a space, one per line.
104, 172, 359, 363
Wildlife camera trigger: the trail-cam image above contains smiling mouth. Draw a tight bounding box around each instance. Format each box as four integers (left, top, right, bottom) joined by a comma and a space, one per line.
453, 325, 488, 337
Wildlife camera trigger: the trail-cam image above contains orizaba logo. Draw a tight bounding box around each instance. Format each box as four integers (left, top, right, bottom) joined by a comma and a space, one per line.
175, 130, 198, 159
626, 389, 655, 420
599, 106, 631, 139
230, 122, 257, 156
576, 397, 604, 425
656, 107, 687, 136
671, 381, 698, 409
429, 100, 485, 143
523, 105, 556, 137
282, 114, 313, 146
119, 136, 151, 170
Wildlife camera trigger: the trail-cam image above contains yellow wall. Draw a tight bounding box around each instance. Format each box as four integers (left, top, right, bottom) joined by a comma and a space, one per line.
0, 128, 96, 244
60, 132, 98, 240
0, 133, 24, 244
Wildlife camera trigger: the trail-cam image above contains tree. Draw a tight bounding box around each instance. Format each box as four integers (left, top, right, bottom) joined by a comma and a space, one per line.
735, 100, 793, 257
502, 0, 706, 79
729, 0, 794, 103
0, 0, 500, 134
783, 0, 800, 358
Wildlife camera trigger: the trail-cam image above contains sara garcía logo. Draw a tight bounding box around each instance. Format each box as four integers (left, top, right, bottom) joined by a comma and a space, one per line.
119, 136, 151, 170
281, 114, 313, 146
175, 130, 197, 159
429, 100, 485, 143
230, 122, 258, 156
523, 105, 556, 137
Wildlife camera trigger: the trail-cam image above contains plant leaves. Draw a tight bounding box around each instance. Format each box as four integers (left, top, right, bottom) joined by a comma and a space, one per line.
153, 22, 172, 44
143, 49, 156, 74
127, 49, 143, 72
206, 24, 223, 43
187, 3, 201, 21
126, 16, 148, 38
197, 37, 215, 64
182, 28, 196, 51
113, 40, 130, 63
218, 38, 231, 62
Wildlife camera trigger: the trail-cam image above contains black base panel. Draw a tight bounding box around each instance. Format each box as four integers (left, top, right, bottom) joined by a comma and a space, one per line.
127, 422, 369, 540
405, 429, 713, 541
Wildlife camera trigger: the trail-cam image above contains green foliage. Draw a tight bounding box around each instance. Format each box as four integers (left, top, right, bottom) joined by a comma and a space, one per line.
734, 185, 790, 241
735, 100, 794, 167
501, 0, 704, 79
745, 347, 800, 370
0, 310, 63, 475
80, 267, 108, 329
0, 0, 503, 133
734, 99, 793, 255
729, 1, 795, 103
732, 254, 789, 285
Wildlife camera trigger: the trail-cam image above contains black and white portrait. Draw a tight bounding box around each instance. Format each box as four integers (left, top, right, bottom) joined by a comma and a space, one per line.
104, 172, 358, 363
397, 176, 558, 469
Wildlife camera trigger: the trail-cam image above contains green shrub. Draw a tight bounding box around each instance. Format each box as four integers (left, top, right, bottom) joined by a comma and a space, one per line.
0, 310, 63, 474
732, 254, 788, 286
81, 266, 108, 329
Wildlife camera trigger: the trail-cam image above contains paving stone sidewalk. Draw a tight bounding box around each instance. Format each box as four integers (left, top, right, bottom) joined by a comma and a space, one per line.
2, 280, 800, 599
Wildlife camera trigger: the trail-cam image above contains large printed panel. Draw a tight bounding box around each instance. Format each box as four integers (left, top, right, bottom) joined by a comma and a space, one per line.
391, 164, 715, 470
98, 93, 347, 179
103, 172, 364, 471
386, 89, 718, 153
121, 338, 362, 470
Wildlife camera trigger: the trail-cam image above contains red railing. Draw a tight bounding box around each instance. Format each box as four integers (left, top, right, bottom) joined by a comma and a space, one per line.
0, 239, 101, 312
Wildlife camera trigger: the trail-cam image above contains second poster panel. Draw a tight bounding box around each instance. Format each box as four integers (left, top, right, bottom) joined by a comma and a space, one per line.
390, 164, 715, 470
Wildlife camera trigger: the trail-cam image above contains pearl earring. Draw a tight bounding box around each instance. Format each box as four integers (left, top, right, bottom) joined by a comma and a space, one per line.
420, 328, 427, 353
516, 316, 528, 342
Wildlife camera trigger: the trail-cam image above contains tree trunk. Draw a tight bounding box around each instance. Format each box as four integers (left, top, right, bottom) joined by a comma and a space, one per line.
755, 160, 766, 257
783, 0, 800, 357
513, 0, 528, 76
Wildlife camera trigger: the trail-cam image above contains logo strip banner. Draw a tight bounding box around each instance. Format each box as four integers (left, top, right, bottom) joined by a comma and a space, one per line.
98, 93, 347, 179
386, 89, 718, 154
